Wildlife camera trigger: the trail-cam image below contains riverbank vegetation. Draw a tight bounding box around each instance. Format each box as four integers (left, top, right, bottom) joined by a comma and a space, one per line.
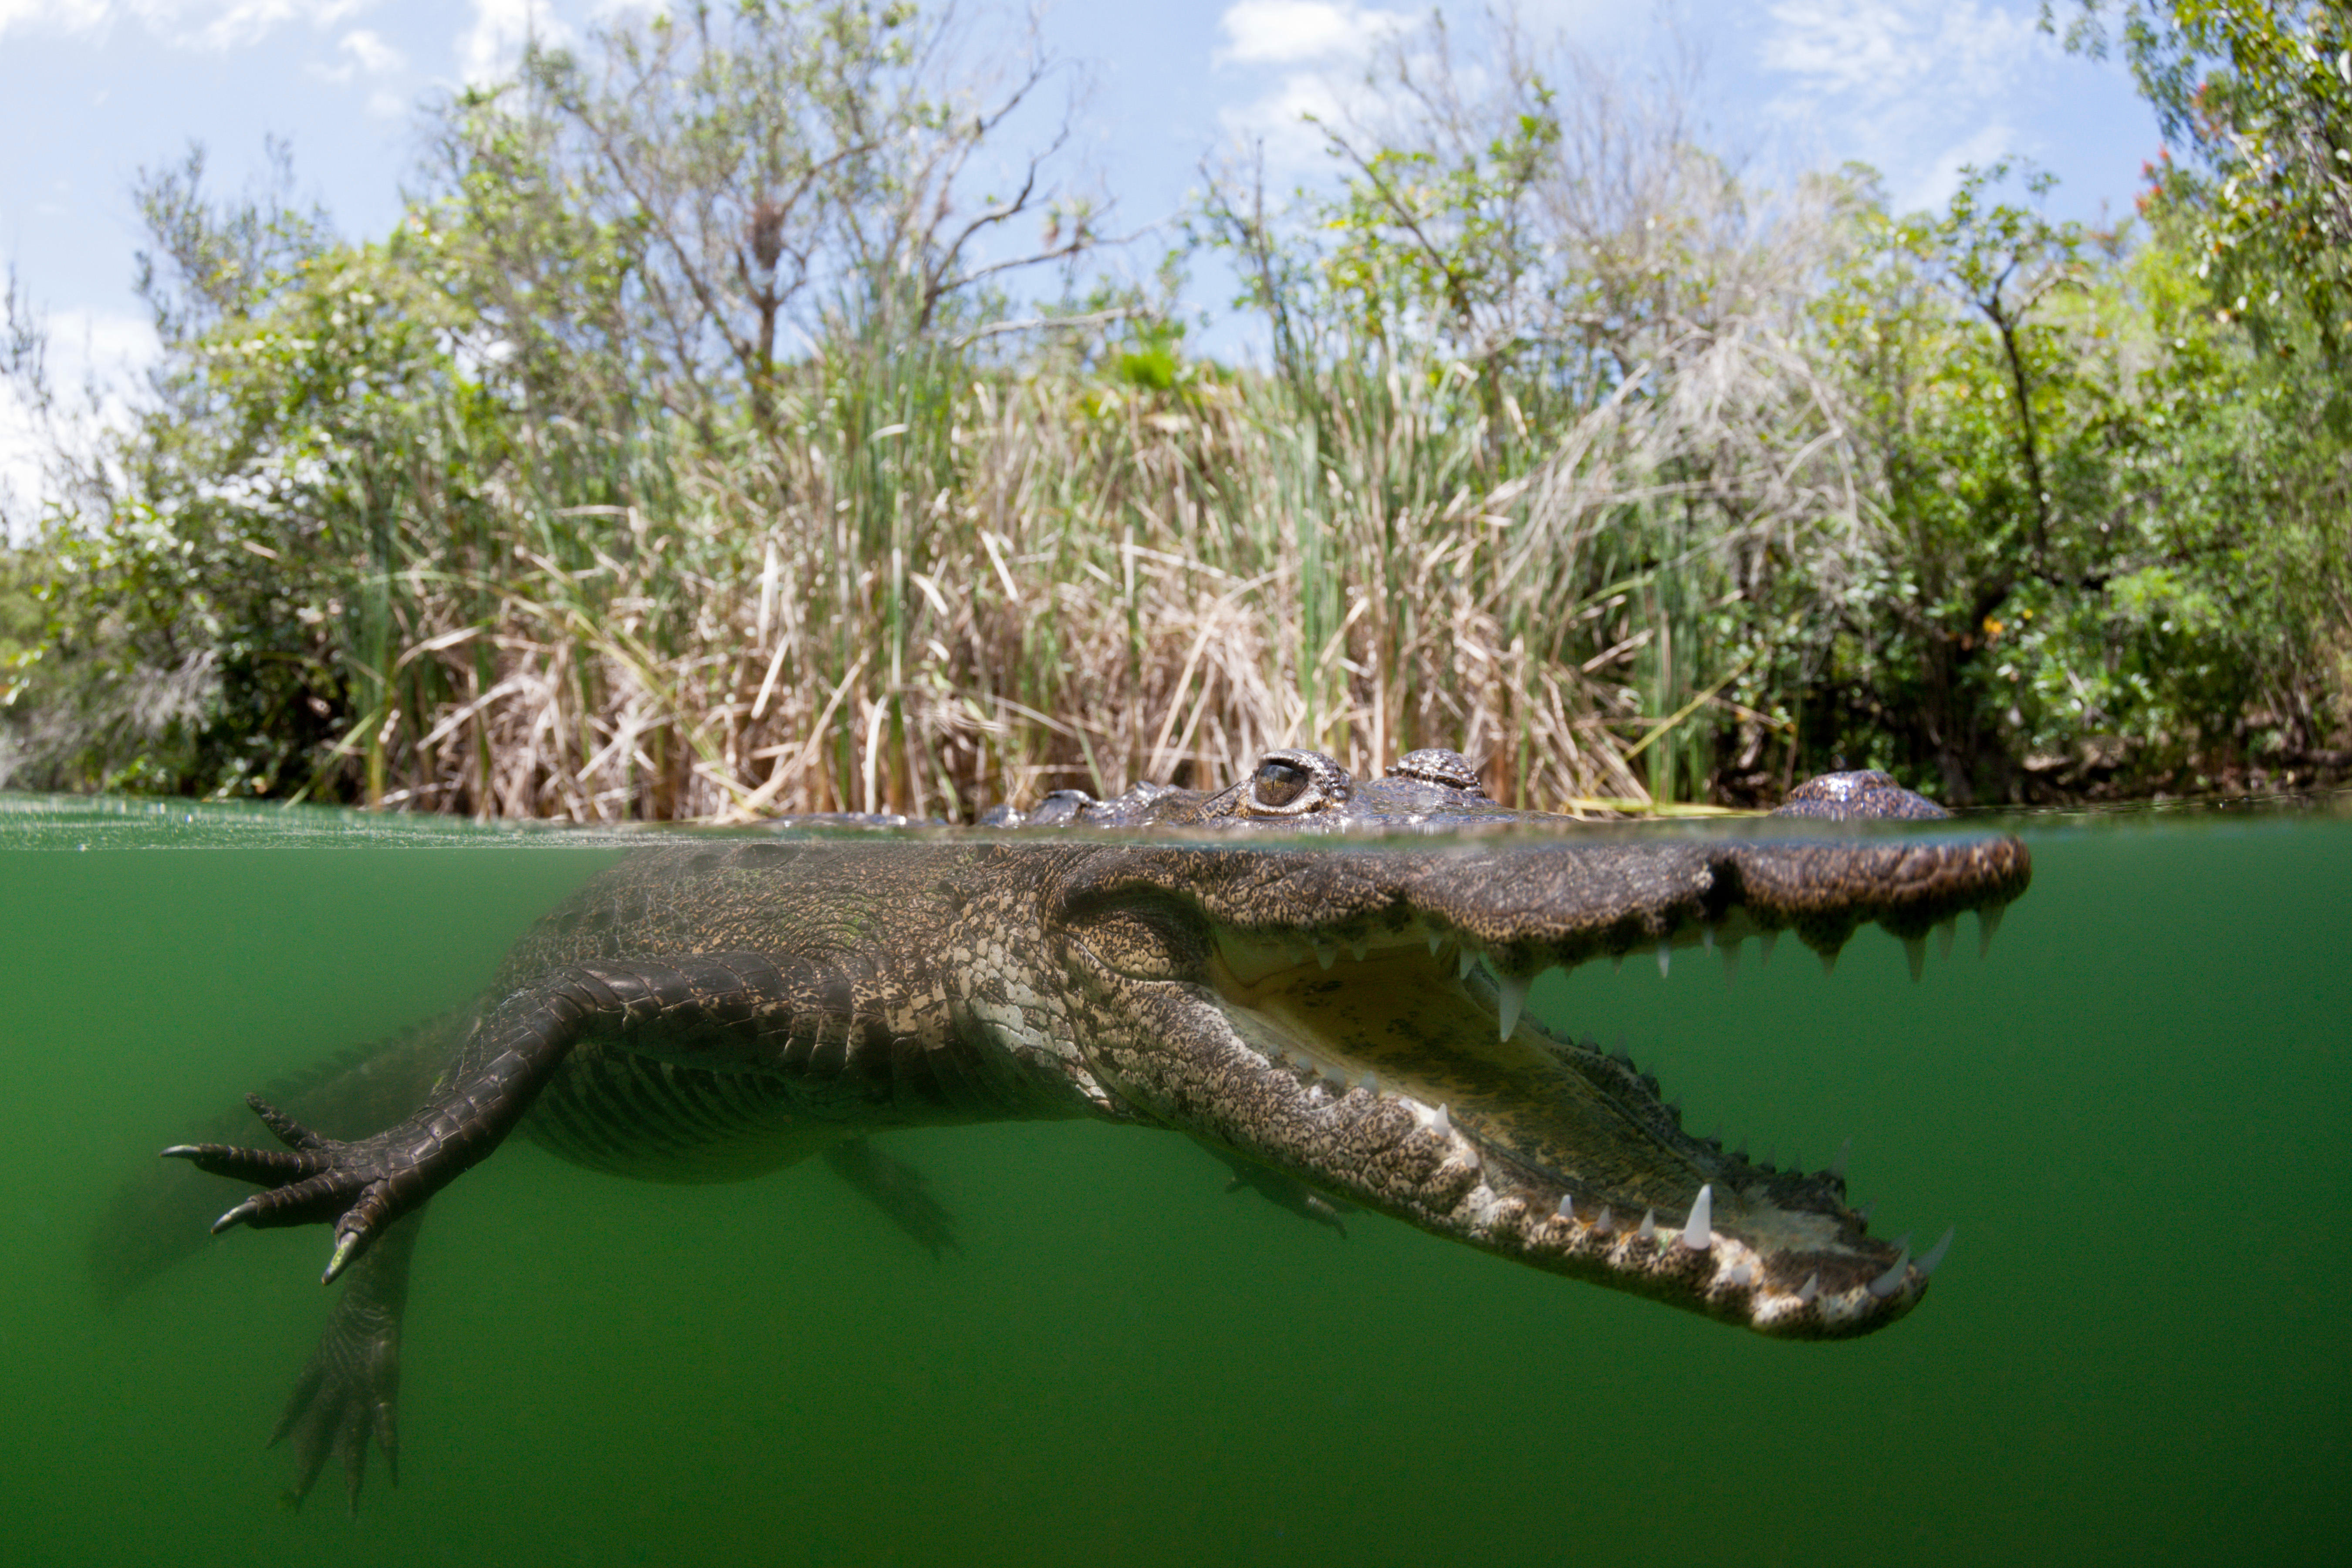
2, 0, 2345, 818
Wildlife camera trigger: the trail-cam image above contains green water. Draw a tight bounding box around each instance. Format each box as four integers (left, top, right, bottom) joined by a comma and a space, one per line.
0, 796, 2345, 1566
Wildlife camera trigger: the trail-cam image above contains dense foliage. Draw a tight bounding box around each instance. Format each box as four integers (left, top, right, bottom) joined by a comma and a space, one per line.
1, 0, 2344, 816
2051, 0, 2349, 362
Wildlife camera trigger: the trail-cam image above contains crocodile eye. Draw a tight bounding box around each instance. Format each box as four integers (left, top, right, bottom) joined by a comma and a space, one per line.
1241, 749, 1352, 817
1253, 759, 1309, 808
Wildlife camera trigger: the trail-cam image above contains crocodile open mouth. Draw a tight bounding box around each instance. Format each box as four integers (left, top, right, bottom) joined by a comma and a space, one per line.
1197, 914, 1970, 1338
1059, 823, 2025, 1338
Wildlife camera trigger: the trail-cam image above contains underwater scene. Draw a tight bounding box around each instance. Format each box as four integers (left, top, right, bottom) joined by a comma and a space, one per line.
0, 794, 2344, 1568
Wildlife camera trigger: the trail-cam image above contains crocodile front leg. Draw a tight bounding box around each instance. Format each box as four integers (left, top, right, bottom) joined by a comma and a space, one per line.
164, 952, 888, 1281
271, 1209, 422, 1514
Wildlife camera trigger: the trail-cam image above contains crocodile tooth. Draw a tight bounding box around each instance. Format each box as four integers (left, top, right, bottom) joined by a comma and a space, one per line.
1494, 973, 1530, 1039
1457, 947, 1478, 981
1701, 925, 1715, 954
1831, 1137, 1851, 1179
1902, 934, 1927, 983
1314, 942, 1337, 970
1867, 1245, 1913, 1299
1656, 939, 1672, 978
1759, 930, 1779, 966
1611, 952, 1624, 975
1681, 1185, 1713, 1250
1978, 900, 2006, 957
1817, 947, 1838, 977
1726, 1262, 1754, 1287
1555, 1194, 1574, 1221
1594, 1206, 1614, 1234
1797, 1272, 1820, 1304
1431, 1102, 1452, 1137
1427, 931, 1443, 956
1936, 917, 1957, 961
1347, 938, 1367, 963
1637, 1210, 1657, 1242
1918, 1226, 1955, 1278
1857, 1200, 1875, 1223
1357, 1069, 1379, 1095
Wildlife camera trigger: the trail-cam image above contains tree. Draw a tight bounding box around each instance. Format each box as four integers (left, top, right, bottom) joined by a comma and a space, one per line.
455, 0, 1105, 436
0, 2, 1112, 808
2050, 1, 2352, 360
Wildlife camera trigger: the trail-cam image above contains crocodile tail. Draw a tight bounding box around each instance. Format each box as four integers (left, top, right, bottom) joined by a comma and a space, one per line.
87, 1012, 464, 1304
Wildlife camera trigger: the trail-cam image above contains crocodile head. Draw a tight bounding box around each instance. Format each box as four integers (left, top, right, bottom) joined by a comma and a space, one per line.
1031, 750, 2027, 1339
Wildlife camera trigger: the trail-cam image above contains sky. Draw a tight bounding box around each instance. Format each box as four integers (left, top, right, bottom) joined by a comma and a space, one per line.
0, 0, 2162, 512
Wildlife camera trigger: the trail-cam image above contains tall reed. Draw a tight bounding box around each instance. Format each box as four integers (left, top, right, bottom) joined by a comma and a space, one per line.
310, 312, 1837, 822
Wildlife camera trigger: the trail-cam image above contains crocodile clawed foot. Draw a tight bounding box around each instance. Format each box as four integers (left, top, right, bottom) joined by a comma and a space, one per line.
161, 1095, 414, 1283
272, 1328, 399, 1516
270, 1212, 419, 1515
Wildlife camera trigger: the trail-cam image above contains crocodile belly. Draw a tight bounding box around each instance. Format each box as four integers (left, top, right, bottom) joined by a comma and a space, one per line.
520, 1043, 839, 1183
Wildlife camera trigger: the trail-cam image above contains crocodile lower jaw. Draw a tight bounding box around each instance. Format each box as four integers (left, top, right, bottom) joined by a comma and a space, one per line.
1199, 925, 1946, 1338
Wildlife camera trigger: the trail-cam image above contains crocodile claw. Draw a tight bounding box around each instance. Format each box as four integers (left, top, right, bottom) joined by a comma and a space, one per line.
161, 1095, 412, 1283
162, 1095, 338, 1195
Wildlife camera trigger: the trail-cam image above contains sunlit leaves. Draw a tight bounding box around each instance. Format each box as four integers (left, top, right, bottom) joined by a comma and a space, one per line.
2052, 0, 2351, 362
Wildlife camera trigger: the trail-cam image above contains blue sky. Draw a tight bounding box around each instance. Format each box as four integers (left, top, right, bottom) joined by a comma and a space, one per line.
0, 0, 2160, 506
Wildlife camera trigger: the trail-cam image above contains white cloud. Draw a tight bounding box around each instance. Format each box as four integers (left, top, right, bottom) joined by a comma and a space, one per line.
1903, 120, 2017, 212
0, 0, 368, 49
1218, 63, 1362, 170
1217, 1, 1387, 67
1212, 1, 1414, 173
0, 308, 155, 539
1762, 0, 2041, 110
1759, 0, 2070, 207
459, 0, 571, 85
306, 23, 402, 83
338, 25, 400, 73
186, 0, 364, 51
0, 0, 113, 39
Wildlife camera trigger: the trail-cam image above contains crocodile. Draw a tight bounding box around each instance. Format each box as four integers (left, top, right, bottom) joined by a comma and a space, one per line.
136, 749, 2028, 1511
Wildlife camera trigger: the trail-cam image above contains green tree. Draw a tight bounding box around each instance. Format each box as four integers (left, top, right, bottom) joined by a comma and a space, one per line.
0, 2, 1103, 807
1799, 159, 2348, 799
477, 0, 1100, 437
2051, 0, 2351, 360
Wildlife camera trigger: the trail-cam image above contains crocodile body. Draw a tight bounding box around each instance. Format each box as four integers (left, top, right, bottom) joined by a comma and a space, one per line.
137, 750, 2028, 1510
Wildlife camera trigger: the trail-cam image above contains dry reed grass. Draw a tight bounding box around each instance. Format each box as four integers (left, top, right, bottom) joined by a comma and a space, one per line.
355, 314, 1855, 822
